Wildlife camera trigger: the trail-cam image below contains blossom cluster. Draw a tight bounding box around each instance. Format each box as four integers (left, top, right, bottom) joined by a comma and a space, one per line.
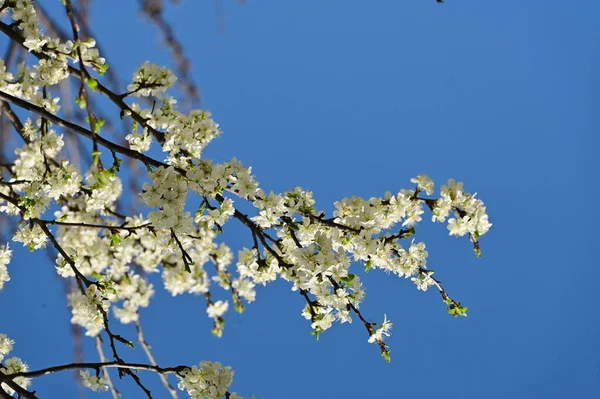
0, 0, 492, 396
0, 333, 31, 396
79, 370, 110, 392
177, 361, 253, 399
129, 97, 222, 162
433, 179, 492, 238
68, 285, 111, 337
0, 244, 11, 291
126, 61, 177, 97
0, 0, 106, 115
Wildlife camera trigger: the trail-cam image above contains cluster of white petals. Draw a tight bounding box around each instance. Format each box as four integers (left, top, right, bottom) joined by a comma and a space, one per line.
0, 333, 31, 395
13, 224, 47, 250
0, 244, 11, 290
127, 61, 176, 97
432, 179, 492, 239
368, 315, 393, 344
0, 1, 492, 396
68, 285, 111, 337
79, 370, 109, 392
0, 334, 14, 361
177, 361, 252, 399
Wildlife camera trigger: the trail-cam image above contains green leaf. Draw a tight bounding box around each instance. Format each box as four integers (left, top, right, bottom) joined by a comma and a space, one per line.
381, 350, 391, 363
85, 77, 98, 91
234, 303, 245, 313
364, 259, 372, 272
91, 272, 102, 280
109, 234, 122, 247
447, 302, 468, 318
93, 118, 105, 133
97, 63, 109, 76
73, 96, 86, 109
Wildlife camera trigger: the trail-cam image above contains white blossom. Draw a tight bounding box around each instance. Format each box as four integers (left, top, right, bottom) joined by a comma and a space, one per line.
177, 361, 235, 399
368, 314, 393, 344
13, 224, 48, 250
80, 370, 109, 392
0, 333, 14, 362
207, 300, 229, 319
0, 356, 32, 396
0, 244, 11, 290
127, 62, 176, 97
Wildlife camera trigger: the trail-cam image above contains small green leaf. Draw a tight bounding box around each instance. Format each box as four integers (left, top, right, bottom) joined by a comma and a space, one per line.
382, 350, 391, 363
109, 234, 122, 247
447, 302, 468, 318
340, 274, 355, 285
96, 63, 108, 76
85, 77, 98, 91
73, 96, 87, 109
364, 259, 372, 272
93, 118, 105, 133
91, 272, 102, 280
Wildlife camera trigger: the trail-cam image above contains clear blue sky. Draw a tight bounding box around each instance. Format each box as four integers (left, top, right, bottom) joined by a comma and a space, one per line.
1, 1, 599, 398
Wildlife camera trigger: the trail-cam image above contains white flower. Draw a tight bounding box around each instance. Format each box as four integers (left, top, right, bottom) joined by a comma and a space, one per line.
368, 314, 393, 343
68, 285, 110, 337
410, 174, 434, 195
13, 224, 48, 250
80, 370, 109, 392
412, 271, 435, 291
0, 356, 32, 395
0, 333, 14, 362
0, 244, 11, 291
207, 300, 229, 319
127, 62, 177, 97
177, 361, 234, 399
125, 131, 153, 152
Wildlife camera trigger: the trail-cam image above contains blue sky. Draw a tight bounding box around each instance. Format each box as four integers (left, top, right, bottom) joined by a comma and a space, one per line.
1, 0, 599, 398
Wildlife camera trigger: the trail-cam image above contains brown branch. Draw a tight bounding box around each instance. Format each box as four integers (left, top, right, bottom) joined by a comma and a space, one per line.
0, 89, 170, 171
0, 21, 166, 145
0, 361, 188, 381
